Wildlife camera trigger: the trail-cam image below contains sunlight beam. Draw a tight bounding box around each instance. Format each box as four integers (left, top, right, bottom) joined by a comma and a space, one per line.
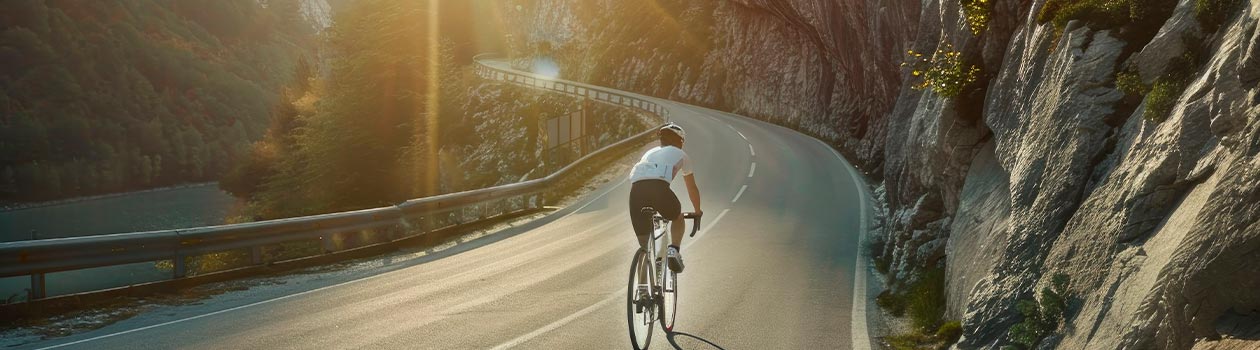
423, 0, 441, 197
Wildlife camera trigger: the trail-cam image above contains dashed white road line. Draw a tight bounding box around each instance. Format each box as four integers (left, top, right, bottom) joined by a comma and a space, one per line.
731, 185, 748, 203
690, 208, 730, 243
748, 144, 755, 157
748, 163, 756, 178
490, 208, 731, 349
736, 131, 748, 141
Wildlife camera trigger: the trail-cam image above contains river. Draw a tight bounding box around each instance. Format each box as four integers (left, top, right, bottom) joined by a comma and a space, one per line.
0, 184, 237, 303
1, 184, 237, 242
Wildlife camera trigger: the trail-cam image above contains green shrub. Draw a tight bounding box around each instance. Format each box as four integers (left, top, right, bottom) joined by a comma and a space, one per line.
1040, 0, 1129, 32
1143, 78, 1183, 122
961, 0, 993, 35
1115, 68, 1148, 96
1037, 0, 1175, 45
1005, 274, 1071, 349
903, 45, 982, 98
1196, 0, 1243, 33
1143, 51, 1201, 122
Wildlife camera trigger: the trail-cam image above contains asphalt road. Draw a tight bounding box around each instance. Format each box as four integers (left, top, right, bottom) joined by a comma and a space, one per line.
20, 62, 876, 350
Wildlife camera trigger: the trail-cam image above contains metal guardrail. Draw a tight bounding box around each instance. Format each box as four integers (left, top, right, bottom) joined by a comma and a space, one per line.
471, 55, 670, 119
0, 55, 668, 302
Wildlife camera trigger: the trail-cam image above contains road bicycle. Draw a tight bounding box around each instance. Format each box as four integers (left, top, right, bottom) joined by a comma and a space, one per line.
627, 207, 700, 350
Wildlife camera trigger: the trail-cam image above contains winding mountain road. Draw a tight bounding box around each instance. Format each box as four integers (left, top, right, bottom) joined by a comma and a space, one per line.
19, 60, 877, 350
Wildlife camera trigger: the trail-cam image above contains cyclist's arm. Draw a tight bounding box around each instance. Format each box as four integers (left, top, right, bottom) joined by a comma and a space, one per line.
684, 173, 701, 215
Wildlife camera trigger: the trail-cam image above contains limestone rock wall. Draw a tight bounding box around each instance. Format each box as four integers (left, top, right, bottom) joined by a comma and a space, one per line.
512, 0, 1260, 348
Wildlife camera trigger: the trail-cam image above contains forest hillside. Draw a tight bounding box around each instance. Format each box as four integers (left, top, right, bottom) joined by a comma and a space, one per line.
0, 0, 319, 202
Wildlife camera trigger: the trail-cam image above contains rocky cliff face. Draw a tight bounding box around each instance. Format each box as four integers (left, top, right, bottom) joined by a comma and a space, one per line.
512, 0, 1260, 348
300, 0, 333, 30
504, 0, 918, 172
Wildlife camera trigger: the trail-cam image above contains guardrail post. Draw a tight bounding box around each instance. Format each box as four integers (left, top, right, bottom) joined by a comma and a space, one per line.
30, 273, 46, 300
322, 234, 335, 253
251, 246, 264, 265
173, 253, 187, 279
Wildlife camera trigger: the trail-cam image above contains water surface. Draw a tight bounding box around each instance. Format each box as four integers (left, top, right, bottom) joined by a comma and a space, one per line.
1, 184, 237, 242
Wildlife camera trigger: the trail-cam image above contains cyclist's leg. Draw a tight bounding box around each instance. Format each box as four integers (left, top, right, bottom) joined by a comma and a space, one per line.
656, 188, 683, 248
628, 181, 656, 250
670, 214, 685, 247
627, 183, 655, 284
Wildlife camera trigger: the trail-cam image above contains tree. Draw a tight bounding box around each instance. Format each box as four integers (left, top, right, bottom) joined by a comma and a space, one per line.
221, 58, 315, 201
289, 0, 436, 211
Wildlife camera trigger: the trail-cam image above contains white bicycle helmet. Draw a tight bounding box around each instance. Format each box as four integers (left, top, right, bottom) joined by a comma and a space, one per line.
660, 123, 686, 141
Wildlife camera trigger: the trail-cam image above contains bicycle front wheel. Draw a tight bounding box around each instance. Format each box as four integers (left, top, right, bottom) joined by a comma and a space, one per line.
626, 249, 654, 349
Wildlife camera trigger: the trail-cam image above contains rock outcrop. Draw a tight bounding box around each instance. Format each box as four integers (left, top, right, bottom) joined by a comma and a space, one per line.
511, 0, 1260, 348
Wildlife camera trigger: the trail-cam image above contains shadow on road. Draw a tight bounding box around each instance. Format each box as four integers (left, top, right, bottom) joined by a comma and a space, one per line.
666, 331, 726, 350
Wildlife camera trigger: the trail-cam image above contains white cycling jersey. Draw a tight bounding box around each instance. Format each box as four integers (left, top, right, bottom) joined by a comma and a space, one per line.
629, 146, 692, 183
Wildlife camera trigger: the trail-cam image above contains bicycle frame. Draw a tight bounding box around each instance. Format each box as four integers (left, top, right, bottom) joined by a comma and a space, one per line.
632, 210, 701, 319
631, 214, 668, 321
628, 208, 701, 349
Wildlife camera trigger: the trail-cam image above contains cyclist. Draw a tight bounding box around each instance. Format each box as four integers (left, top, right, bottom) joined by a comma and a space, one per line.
627, 122, 702, 273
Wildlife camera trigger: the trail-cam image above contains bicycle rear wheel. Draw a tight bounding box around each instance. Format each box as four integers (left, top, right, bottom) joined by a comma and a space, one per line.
658, 261, 678, 331
626, 249, 654, 349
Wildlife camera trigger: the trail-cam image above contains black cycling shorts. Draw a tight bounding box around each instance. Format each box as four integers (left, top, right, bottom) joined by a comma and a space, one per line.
628, 180, 681, 236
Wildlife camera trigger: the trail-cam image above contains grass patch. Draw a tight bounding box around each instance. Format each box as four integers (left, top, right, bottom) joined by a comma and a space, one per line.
907, 268, 947, 331
876, 267, 948, 330
877, 289, 907, 317
937, 320, 964, 343
1002, 273, 1072, 350
877, 267, 959, 349
1196, 0, 1243, 33
961, 0, 993, 35
903, 44, 982, 98
884, 321, 964, 350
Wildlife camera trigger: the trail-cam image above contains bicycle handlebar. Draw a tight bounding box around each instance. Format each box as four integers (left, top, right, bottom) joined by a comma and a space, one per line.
682, 212, 702, 237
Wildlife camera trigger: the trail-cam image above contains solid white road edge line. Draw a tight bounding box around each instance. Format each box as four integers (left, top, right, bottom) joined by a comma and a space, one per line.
817, 139, 873, 350
731, 185, 748, 203
489, 290, 622, 350
490, 208, 730, 349
559, 178, 628, 221
748, 163, 756, 178
35, 177, 633, 350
